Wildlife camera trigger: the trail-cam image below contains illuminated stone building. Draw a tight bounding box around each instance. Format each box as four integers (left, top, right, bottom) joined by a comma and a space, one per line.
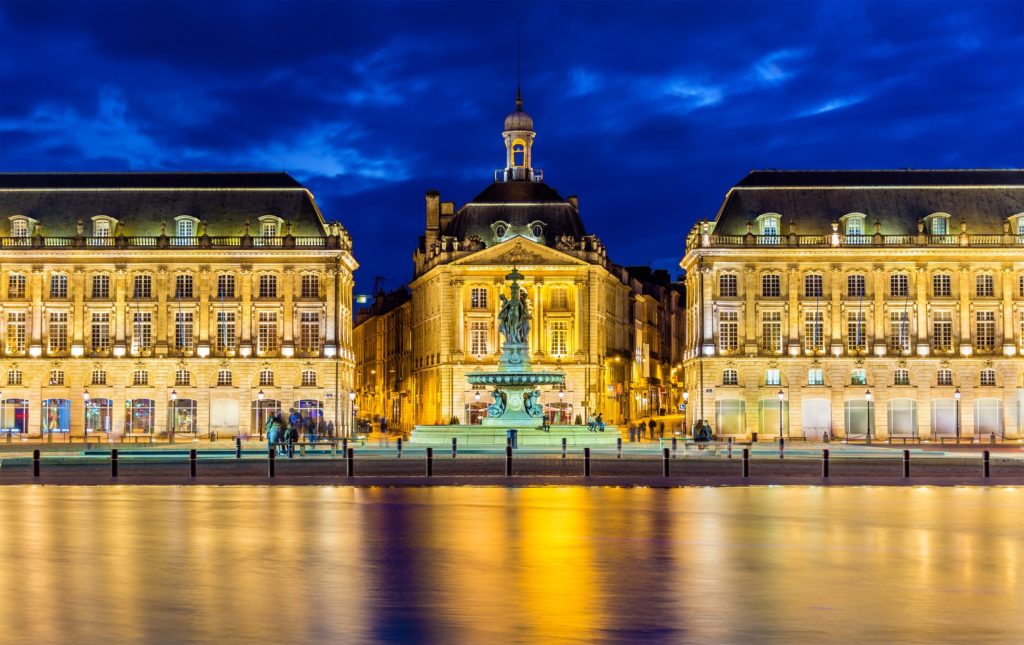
681, 170, 1024, 440
0, 173, 357, 438
354, 95, 685, 431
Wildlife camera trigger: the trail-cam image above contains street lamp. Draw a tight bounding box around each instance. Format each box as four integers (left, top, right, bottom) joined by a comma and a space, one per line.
865, 389, 873, 444
82, 389, 90, 443
954, 387, 961, 443
682, 390, 689, 435
349, 390, 356, 438
169, 389, 178, 443
777, 389, 785, 439
257, 389, 265, 441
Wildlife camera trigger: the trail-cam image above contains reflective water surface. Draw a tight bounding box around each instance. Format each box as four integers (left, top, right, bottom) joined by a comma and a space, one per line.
0, 486, 1021, 644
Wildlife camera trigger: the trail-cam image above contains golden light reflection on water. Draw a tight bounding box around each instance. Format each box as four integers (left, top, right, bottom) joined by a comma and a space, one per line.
0, 486, 1022, 644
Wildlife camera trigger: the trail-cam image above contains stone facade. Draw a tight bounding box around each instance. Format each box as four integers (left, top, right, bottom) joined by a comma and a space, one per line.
681, 170, 1024, 440
0, 173, 358, 438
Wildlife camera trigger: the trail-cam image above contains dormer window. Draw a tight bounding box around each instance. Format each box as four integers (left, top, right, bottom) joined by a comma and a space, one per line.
927, 213, 950, 235
261, 221, 277, 237
175, 216, 197, 239
531, 224, 543, 238
756, 213, 782, 241
10, 218, 29, 238
841, 213, 866, 239
493, 221, 509, 239
94, 220, 110, 237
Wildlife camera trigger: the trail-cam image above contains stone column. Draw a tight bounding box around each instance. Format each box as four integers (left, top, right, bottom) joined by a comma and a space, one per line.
30, 266, 43, 346
240, 267, 253, 345
744, 266, 757, 355
872, 267, 885, 353
73, 268, 85, 345
198, 266, 210, 344
155, 268, 168, 356
830, 267, 842, 351
114, 266, 127, 345
916, 267, 928, 352
282, 268, 294, 346
787, 267, 799, 348
1002, 267, 1014, 351
325, 268, 337, 349
452, 279, 464, 356
958, 267, 971, 352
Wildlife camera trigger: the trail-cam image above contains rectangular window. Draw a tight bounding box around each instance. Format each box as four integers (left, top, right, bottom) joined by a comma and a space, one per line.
1019, 275, 1024, 298
937, 369, 953, 386
894, 369, 910, 386
932, 312, 953, 351
847, 275, 865, 297
933, 274, 951, 297
217, 370, 232, 386
723, 369, 738, 385
761, 217, 780, 237
931, 217, 948, 235
890, 274, 908, 298
133, 370, 149, 386
765, 369, 781, 386
851, 369, 867, 385
8, 274, 26, 298
550, 287, 569, 309
847, 311, 867, 352
6, 312, 25, 353
808, 368, 824, 386
889, 311, 911, 352
719, 274, 738, 297
718, 311, 738, 351
803, 311, 824, 352
470, 288, 488, 309
216, 311, 236, 352
761, 274, 781, 297
175, 312, 194, 352
845, 218, 864, 236
133, 312, 152, 352
300, 274, 319, 298
176, 219, 194, 238
91, 370, 107, 386
258, 312, 278, 354
469, 321, 489, 356
175, 275, 193, 299
217, 274, 235, 299
975, 311, 995, 351
11, 220, 28, 237
90, 312, 110, 352
976, 274, 994, 297
48, 312, 68, 352
300, 312, 320, 353
133, 274, 152, 299
761, 311, 782, 353
258, 275, 277, 298
804, 274, 823, 298
550, 321, 569, 356
980, 370, 996, 386
92, 274, 110, 299
50, 274, 68, 299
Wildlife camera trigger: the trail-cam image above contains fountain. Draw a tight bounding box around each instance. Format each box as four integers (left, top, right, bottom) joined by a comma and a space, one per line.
410, 268, 617, 446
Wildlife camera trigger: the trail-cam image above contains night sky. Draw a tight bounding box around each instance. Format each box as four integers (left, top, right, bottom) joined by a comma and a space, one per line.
2, 1, 1022, 293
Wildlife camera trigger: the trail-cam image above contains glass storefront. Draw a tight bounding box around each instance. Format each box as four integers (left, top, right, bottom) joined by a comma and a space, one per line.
715, 399, 745, 435
86, 398, 114, 434
0, 399, 28, 434
887, 399, 918, 437
168, 399, 198, 436
42, 399, 71, 433
124, 398, 155, 434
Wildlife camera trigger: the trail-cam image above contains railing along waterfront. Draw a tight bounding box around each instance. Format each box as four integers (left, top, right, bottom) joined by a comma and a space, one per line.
696, 233, 1023, 249
0, 235, 346, 250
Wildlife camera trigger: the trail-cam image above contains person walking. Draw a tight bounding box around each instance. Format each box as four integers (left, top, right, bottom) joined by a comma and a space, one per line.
648, 418, 657, 440
326, 420, 335, 439
306, 415, 317, 443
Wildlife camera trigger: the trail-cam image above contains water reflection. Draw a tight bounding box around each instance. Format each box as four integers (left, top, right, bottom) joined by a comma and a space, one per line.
0, 486, 1021, 644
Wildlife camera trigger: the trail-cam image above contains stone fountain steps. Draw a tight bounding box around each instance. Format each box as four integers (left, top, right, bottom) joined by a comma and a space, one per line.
409, 425, 619, 447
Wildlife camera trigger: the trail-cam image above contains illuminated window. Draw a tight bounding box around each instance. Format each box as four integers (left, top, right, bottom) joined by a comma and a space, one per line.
93, 219, 110, 238
844, 216, 864, 237
175, 370, 191, 387
549, 321, 569, 356
7, 273, 26, 298
850, 369, 867, 385
11, 219, 28, 237
804, 274, 823, 298
894, 369, 910, 386
937, 369, 953, 386
980, 369, 996, 387
133, 274, 151, 299
469, 321, 489, 357
803, 311, 824, 353
512, 140, 526, 167
48, 312, 68, 353
301, 370, 317, 387
930, 216, 948, 235
495, 224, 507, 238
91, 274, 110, 299
50, 274, 68, 299
48, 369, 64, 386
808, 368, 824, 386
300, 312, 320, 353
300, 274, 319, 298
175, 312, 194, 352
175, 218, 194, 238
976, 274, 994, 297
975, 311, 995, 351
217, 274, 235, 299
760, 216, 780, 237
888, 311, 911, 352
765, 369, 781, 386
258, 312, 278, 354
7, 369, 22, 385
719, 274, 738, 297
761, 274, 781, 297
259, 369, 274, 386
132, 312, 152, 353
133, 370, 149, 386
847, 275, 865, 297
761, 311, 782, 353
847, 311, 867, 352
550, 286, 569, 309
1019, 275, 1024, 298
258, 274, 278, 298
175, 274, 193, 299
890, 274, 908, 298
216, 312, 236, 352
6, 312, 25, 353
217, 369, 233, 386
723, 369, 738, 385
932, 312, 953, 352
261, 221, 277, 238
933, 273, 951, 297
91, 370, 106, 385
718, 311, 738, 351
470, 288, 488, 309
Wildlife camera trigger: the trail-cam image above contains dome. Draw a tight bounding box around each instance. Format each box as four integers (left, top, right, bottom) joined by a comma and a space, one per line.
503, 108, 533, 132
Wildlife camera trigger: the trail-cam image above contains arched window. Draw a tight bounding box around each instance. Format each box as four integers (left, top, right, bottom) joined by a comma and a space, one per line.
512, 140, 526, 167
91, 274, 110, 299
175, 217, 196, 239
259, 369, 274, 386
8, 273, 26, 298
976, 273, 994, 297
890, 273, 909, 297
927, 213, 950, 236
843, 215, 865, 237
300, 274, 319, 298
217, 274, 235, 299
217, 369, 233, 386
301, 370, 317, 387
11, 218, 28, 237
847, 274, 865, 297
933, 273, 951, 297
48, 369, 64, 386
93, 219, 111, 238
761, 273, 781, 297
757, 213, 781, 238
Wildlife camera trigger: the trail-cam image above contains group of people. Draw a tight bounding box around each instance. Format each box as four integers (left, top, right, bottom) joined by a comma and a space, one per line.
627, 418, 665, 442
585, 413, 605, 432
265, 408, 335, 454
691, 419, 714, 442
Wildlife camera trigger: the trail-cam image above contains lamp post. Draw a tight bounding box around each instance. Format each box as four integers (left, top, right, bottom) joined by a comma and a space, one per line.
682, 390, 689, 436
558, 386, 565, 424
82, 389, 89, 443
257, 389, 265, 441
169, 389, 178, 443
777, 389, 785, 439
349, 391, 356, 438
865, 389, 873, 444
954, 387, 961, 443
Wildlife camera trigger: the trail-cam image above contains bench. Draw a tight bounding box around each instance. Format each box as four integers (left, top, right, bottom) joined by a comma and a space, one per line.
121, 433, 155, 444
295, 441, 341, 456
887, 436, 921, 444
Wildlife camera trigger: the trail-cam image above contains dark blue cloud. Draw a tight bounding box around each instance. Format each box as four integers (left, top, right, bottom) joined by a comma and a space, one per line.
1, 0, 1022, 292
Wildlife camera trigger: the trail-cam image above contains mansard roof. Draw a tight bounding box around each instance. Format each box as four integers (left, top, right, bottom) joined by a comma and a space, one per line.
712, 169, 1024, 235
0, 172, 328, 236
442, 180, 586, 242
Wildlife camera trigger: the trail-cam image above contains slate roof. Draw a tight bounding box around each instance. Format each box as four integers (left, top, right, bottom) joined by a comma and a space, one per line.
713, 169, 1024, 235
0, 172, 328, 237
442, 181, 586, 243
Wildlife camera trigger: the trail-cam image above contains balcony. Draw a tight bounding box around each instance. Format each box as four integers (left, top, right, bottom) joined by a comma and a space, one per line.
691, 231, 1024, 251
0, 233, 348, 251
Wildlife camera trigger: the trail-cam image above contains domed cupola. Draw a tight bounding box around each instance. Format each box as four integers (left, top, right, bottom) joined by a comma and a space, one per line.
501, 88, 538, 182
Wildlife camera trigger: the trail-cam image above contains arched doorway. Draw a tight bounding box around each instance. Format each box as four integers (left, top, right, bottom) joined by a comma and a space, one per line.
124, 399, 155, 435
168, 398, 198, 437
974, 398, 1003, 438
85, 398, 113, 434
759, 398, 791, 438
211, 398, 240, 437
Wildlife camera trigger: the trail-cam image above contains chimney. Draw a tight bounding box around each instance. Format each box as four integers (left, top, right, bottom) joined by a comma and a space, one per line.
567, 195, 579, 210
425, 190, 440, 239
439, 201, 455, 231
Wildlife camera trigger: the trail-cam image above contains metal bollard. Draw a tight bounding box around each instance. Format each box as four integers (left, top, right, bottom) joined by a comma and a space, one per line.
33, 449, 40, 478
111, 449, 118, 478
235, 436, 242, 459
903, 449, 910, 478
779, 437, 785, 459
287, 441, 294, 459
268, 447, 276, 478
397, 437, 403, 459
342, 438, 348, 458
617, 437, 622, 459
190, 448, 197, 478
728, 437, 733, 459
822, 449, 830, 478
452, 437, 457, 459
584, 447, 591, 477
426, 447, 433, 476
742, 448, 749, 478
983, 450, 990, 478
346, 447, 354, 477
505, 445, 513, 477
672, 436, 677, 458
561, 437, 567, 460
662, 448, 670, 477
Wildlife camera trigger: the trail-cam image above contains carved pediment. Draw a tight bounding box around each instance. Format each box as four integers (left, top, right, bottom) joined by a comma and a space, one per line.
454, 239, 589, 268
